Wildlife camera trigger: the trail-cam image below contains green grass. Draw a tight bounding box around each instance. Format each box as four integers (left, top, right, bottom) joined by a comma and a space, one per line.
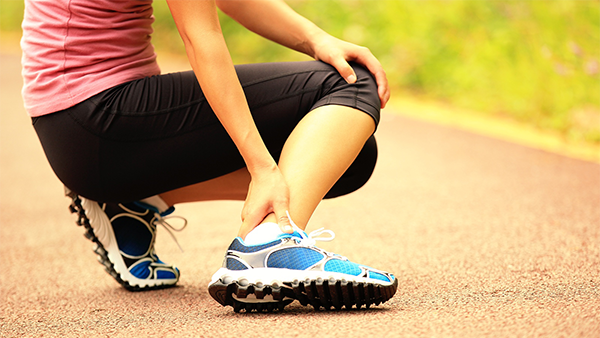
3, 0, 599, 145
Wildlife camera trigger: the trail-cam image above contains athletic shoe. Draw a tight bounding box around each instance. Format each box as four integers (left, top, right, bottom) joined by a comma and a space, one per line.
208, 220, 398, 312
66, 187, 186, 291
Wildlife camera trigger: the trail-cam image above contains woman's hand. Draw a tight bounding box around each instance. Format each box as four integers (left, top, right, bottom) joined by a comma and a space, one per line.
312, 35, 390, 109
168, 0, 293, 237
239, 164, 292, 239
215, 0, 390, 109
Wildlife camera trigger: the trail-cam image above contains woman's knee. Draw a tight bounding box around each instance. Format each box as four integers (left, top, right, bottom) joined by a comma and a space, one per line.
351, 62, 380, 105
312, 61, 381, 129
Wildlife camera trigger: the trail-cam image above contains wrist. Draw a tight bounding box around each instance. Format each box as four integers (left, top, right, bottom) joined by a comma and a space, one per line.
304, 29, 329, 59
247, 158, 278, 178
237, 132, 278, 177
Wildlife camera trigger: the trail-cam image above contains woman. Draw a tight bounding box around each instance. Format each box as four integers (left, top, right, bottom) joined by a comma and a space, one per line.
21, 0, 397, 312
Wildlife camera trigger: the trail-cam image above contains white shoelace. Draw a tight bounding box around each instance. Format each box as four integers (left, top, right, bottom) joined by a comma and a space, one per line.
286, 210, 335, 247
153, 214, 188, 252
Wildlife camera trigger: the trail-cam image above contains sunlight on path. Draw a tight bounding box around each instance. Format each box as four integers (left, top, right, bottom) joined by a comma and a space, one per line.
388, 95, 600, 163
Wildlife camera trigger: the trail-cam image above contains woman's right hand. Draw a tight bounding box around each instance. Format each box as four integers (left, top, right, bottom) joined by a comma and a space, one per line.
239, 164, 293, 239
168, 0, 293, 238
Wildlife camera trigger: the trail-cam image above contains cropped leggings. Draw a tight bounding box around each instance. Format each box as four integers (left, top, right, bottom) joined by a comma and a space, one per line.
33, 61, 380, 203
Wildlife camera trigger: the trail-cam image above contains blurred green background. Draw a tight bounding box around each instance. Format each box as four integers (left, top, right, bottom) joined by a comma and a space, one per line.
2, 0, 599, 144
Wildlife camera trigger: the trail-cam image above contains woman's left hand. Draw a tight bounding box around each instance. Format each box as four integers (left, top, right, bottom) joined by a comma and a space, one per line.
312, 35, 390, 109
215, 0, 389, 108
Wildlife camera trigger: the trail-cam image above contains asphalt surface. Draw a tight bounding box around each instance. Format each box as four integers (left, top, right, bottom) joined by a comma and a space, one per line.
1, 52, 599, 337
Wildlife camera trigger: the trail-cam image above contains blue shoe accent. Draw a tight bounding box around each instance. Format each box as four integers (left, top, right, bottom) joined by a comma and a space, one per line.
156, 269, 178, 279
209, 222, 398, 312
104, 202, 181, 286
368, 271, 393, 282
323, 259, 363, 275
129, 260, 152, 279
266, 247, 325, 270
67, 189, 182, 291
112, 213, 153, 257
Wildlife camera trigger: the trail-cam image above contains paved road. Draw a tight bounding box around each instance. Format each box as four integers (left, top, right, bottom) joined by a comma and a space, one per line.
1, 52, 599, 337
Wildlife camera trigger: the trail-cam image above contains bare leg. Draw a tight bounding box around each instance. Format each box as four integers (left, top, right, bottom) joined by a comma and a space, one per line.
160, 168, 250, 205
160, 105, 375, 236
259, 105, 374, 231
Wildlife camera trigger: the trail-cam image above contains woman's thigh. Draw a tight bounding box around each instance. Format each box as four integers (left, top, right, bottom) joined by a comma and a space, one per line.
33, 61, 379, 202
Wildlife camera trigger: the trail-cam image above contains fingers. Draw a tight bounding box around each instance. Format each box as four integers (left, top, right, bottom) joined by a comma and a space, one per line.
329, 49, 390, 108
354, 52, 390, 109
377, 71, 391, 109
239, 199, 292, 238
274, 208, 293, 234
315, 36, 390, 108
329, 57, 358, 84
238, 208, 264, 239
239, 210, 292, 240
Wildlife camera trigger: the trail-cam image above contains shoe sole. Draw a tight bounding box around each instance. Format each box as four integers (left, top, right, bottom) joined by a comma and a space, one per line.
208, 267, 398, 312
66, 189, 178, 291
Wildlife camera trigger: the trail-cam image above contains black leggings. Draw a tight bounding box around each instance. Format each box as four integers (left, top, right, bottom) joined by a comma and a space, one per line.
33, 61, 380, 203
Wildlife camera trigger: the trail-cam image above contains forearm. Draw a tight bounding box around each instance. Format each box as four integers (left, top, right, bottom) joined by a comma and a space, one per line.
168, 0, 276, 174
216, 0, 327, 58
191, 39, 274, 169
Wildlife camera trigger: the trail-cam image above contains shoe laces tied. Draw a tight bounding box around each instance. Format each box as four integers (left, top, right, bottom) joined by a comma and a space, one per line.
286, 210, 335, 247
153, 213, 188, 253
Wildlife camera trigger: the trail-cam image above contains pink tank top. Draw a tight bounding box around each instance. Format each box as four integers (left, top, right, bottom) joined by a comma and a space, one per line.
21, 0, 161, 117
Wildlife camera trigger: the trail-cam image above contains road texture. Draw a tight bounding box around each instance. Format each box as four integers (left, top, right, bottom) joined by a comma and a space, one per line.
1, 52, 599, 337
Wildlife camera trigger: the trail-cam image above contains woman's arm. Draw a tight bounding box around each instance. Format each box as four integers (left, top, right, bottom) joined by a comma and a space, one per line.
216, 0, 390, 108
166, 0, 291, 233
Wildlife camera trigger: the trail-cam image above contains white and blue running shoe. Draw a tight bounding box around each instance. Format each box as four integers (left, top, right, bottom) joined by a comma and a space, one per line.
209, 221, 397, 312
67, 188, 185, 291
